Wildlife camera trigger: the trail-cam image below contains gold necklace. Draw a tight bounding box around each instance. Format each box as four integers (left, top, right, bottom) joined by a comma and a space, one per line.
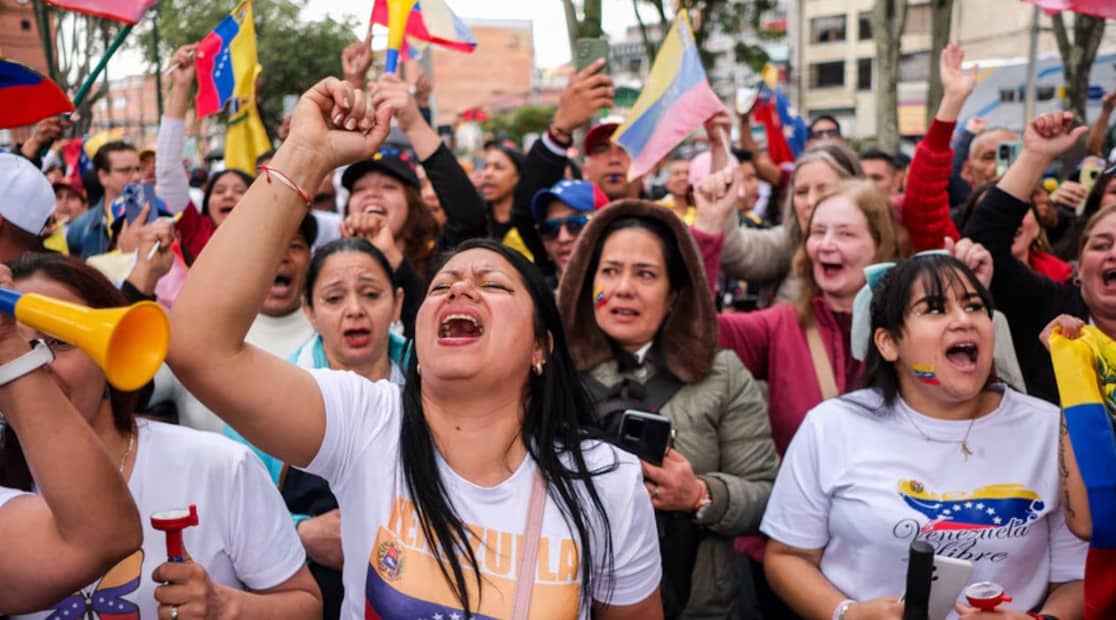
902, 409, 976, 461
119, 426, 135, 475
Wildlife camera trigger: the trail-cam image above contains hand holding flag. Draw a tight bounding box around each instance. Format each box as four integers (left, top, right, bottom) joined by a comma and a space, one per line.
611, 10, 728, 181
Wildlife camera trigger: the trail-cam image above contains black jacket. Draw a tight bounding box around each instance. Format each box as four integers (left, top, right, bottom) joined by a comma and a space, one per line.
963, 186, 1089, 404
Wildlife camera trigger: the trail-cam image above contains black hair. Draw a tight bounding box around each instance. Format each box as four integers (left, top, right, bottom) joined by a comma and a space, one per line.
565, 159, 583, 180
955, 182, 995, 232
399, 238, 615, 616
731, 147, 755, 163
255, 149, 276, 169
484, 144, 526, 177
0, 253, 139, 491
860, 254, 995, 407
859, 149, 897, 169
809, 115, 841, 133
201, 169, 254, 217
92, 141, 138, 173
304, 238, 399, 308
584, 217, 688, 293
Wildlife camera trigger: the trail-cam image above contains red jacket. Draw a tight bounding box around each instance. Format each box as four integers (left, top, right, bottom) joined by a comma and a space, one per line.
902, 118, 961, 251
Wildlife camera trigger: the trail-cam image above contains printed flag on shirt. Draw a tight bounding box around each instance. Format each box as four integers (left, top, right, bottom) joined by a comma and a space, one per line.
195, 0, 270, 173
371, 0, 477, 55
44, 0, 156, 24
610, 9, 727, 181
1049, 326, 1116, 619
1022, 0, 1116, 20
0, 58, 74, 129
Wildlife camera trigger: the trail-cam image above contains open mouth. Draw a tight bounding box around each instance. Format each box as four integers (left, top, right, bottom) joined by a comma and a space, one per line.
1103, 268, 1116, 288
218, 203, 235, 215
438, 311, 485, 343
609, 307, 640, 323
605, 174, 625, 185
342, 328, 371, 348
945, 342, 979, 370
361, 206, 387, 217
820, 262, 843, 277
270, 273, 293, 298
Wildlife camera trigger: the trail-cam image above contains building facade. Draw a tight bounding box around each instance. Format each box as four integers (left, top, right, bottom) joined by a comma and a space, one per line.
789, 0, 1116, 139
429, 18, 534, 126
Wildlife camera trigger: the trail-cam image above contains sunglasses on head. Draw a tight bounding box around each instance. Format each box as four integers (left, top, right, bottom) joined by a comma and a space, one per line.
538, 214, 591, 241
809, 128, 841, 140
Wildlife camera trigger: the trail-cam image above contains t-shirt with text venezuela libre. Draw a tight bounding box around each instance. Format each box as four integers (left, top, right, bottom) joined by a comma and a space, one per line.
305, 369, 662, 619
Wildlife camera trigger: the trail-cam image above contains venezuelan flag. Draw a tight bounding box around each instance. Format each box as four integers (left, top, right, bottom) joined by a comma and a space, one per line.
195, 1, 270, 173
611, 9, 727, 182
1050, 326, 1116, 619
372, 0, 476, 72
0, 58, 74, 130
44, 0, 156, 24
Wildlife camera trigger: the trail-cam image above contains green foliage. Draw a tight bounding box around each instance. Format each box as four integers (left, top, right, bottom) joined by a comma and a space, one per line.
633, 0, 780, 70
483, 105, 556, 145
135, 0, 358, 132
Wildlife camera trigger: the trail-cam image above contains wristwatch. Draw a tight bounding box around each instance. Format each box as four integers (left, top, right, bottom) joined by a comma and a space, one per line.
0, 339, 53, 386
692, 480, 713, 522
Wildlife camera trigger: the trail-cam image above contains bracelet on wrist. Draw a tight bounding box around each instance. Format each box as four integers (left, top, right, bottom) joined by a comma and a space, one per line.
833, 599, 855, 620
258, 165, 314, 208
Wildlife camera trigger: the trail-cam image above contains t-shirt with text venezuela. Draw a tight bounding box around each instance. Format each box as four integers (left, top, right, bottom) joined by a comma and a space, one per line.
305, 369, 662, 619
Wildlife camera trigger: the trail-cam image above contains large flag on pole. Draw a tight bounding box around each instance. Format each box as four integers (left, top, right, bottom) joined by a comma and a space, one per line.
1022, 0, 1116, 19
1050, 326, 1116, 619
611, 9, 727, 181
44, 0, 157, 24
195, 1, 270, 173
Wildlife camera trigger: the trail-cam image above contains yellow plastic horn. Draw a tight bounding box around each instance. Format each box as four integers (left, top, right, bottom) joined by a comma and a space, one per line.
10, 292, 169, 392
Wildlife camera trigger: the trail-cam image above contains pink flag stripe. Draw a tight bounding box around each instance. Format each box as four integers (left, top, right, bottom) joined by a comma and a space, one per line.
625, 80, 726, 181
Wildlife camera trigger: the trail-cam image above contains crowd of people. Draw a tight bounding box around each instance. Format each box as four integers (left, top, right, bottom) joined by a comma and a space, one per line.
1, 35, 1115, 620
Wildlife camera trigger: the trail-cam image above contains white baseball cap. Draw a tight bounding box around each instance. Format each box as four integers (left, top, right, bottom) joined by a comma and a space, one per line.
0, 152, 55, 235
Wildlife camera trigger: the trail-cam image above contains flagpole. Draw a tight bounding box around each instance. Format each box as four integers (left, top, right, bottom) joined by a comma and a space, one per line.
72, 24, 133, 109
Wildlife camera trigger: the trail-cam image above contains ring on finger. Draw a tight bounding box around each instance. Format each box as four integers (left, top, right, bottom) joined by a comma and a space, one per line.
652, 485, 660, 500
170, 605, 179, 620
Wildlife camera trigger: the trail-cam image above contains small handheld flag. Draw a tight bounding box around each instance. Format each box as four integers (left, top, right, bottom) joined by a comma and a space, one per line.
384, 0, 418, 74
611, 10, 727, 181
0, 59, 74, 129
373, 0, 477, 73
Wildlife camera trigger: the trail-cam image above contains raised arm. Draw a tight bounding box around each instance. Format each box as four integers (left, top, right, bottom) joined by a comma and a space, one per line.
156, 45, 198, 215
372, 72, 487, 249
1086, 91, 1115, 157
0, 267, 142, 612
168, 78, 393, 468
737, 112, 783, 185
692, 165, 743, 298
903, 44, 973, 251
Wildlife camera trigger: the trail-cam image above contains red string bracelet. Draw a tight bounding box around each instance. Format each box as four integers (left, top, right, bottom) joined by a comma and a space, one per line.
258, 165, 313, 208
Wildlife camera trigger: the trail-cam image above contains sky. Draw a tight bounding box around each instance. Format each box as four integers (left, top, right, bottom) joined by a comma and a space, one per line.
109, 0, 644, 77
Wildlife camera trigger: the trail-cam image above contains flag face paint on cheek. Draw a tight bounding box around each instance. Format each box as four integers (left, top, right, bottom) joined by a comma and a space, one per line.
594, 285, 608, 311
912, 363, 940, 386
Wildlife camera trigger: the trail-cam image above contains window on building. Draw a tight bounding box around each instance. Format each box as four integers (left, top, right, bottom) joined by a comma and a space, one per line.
858, 12, 872, 40
113, 97, 127, 110
898, 51, 931, 82
20, 19, 32, 31
904, 4, 931, 35
810, 61, 846, 88
857, 58, 873, 91
811, 15, 847, 44
1037, 85, 1056, 101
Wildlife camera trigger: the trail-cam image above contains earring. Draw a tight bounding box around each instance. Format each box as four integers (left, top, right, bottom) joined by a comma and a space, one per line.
532, 362, 544, 376
416, 363, 422, 376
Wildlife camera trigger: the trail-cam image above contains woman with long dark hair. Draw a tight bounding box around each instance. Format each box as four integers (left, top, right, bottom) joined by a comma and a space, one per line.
6, 254, 320, 619
761, 253, 1086, 619
168, 77, 662, 619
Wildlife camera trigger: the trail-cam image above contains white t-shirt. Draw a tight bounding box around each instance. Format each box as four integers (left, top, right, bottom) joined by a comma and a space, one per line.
153, 310, 314, 433
305, 369, 662, 619
13, 419, 305, 619
761, 386, 1087, 617
0, 484, 24, 507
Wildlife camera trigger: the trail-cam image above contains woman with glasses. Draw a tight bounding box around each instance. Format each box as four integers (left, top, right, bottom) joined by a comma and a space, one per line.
531, 179, 609, 286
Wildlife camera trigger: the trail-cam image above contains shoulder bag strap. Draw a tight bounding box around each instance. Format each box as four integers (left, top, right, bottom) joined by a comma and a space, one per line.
805, 323, 839, 401
510, 469, 547, 620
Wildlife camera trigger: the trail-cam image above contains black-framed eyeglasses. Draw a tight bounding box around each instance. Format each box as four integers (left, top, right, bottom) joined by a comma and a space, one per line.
809, 128, 841, 140
538, 214, 591, 241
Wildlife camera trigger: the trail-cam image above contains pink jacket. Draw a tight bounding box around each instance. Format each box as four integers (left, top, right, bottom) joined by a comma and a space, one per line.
693, 228, 859, 455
